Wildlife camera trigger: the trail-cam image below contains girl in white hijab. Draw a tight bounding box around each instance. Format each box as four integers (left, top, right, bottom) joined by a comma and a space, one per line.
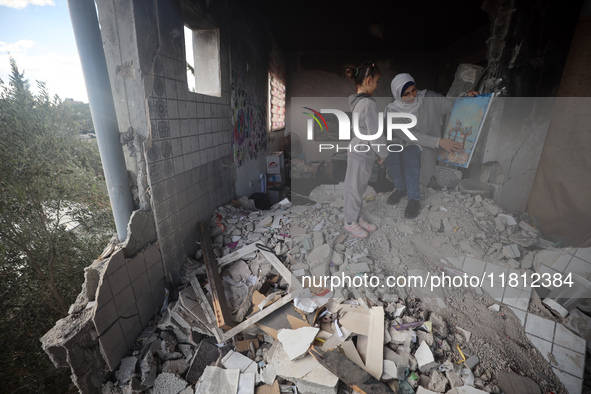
384, 73, 469, 219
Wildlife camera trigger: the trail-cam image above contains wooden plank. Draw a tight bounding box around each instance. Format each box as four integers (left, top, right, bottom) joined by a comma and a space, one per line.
217, 292, 296, 342
308, 346, 394, 394
365, 307, 384, 380
218, 243, 260, 267
258, 249, 303, 291
200, 222, 235, 330
190, 277, 224, 343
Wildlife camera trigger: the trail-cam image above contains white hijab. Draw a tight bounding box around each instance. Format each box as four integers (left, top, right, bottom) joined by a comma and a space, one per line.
388, 73, 426, 115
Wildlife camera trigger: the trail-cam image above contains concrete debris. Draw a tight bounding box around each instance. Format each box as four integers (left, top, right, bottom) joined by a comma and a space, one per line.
502, 244, 521, 259
94, 190, 573, 394
416, 341, 438, 373
115, 356, 138, 385
277, 327, 320, 360
152, 372, 188, 394
195, 366, 239, 394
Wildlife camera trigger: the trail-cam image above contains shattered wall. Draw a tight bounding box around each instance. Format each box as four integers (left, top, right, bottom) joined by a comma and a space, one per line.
41, 210, 163, 392
471, 0, 585, 214
43, 1, 282, 389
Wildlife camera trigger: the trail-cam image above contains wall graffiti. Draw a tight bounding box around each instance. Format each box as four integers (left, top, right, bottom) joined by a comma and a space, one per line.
230, 69, 268, 167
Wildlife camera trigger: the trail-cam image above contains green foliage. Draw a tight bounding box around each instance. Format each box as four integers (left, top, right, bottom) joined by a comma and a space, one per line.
0, 58, 115, 393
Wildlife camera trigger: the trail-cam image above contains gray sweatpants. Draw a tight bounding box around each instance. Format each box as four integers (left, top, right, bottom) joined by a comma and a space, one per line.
343, 158, 373, 223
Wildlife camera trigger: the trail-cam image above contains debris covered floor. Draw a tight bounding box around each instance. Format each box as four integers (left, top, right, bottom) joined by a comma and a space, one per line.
101, 185, 590, 394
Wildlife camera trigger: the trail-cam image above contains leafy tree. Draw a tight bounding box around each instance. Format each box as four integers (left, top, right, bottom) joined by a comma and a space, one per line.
0, 58, 114, 393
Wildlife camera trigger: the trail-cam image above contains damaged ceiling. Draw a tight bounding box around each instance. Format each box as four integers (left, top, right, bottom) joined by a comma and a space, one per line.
251, 0, 491, 52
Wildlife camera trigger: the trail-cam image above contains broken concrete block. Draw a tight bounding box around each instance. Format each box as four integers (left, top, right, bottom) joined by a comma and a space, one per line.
178, 344, 192, 361
502, 244, 520, 259
238, 372, 256, 394
416, 341, 438, 373
268, 342, 338, 394
488, 304, 500, 312
139, 351, 158, 388
152, 372, 188, 394
429, 313, 448, 338
292, 364, 339, 394
195, 366, 240, 394
428, 369, 448, 392
261, 363, 277, 385
417, 330, 434, 347
221, 350, 257, 374
520, 252, 534, 270
456, 327, 471, 343
389, 327, 412, 346
509, 233, 538, 248
307, 244, 331, 277
313, 231, 324, 249
162, 359, 189, 375
383, 346, 410, 372
277, 327, 320, 360
228, 260, 252, 282
446, 371, 464, 388
382, 359, 399, 380
115, 356, 138, 385
464, 355, 479, 369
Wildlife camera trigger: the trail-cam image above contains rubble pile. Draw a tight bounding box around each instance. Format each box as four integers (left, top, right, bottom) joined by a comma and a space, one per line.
101, 185, 576, 393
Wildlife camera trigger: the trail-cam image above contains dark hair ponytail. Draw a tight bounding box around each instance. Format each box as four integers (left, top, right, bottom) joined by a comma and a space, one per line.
345, 62, 380, 86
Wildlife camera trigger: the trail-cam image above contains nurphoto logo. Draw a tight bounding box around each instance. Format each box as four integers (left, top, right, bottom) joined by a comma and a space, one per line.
303, 108, 419, 153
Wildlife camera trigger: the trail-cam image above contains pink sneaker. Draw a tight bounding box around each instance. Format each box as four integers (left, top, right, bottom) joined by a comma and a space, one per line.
359, 217, 378, 232
344, 222, 369, 239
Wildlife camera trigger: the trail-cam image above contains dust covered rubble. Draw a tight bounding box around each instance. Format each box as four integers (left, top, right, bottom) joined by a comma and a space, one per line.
100, 188, 572, 394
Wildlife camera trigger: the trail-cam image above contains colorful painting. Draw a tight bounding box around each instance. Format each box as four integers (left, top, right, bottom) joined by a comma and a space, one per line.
230, 69, 268, 167
438, 93, 494, 168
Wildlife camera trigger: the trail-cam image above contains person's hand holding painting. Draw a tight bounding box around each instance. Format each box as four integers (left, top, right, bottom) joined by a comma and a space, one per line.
438, 138, 463, 153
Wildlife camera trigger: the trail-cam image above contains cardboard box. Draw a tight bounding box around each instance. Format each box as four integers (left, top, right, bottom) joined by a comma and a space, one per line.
266, 151, 284, 174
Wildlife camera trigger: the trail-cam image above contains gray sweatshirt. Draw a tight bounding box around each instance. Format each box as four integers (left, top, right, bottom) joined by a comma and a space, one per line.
347, 93, 389, 164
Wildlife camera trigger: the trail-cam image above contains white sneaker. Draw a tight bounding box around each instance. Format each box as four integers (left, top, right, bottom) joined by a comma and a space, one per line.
359, 217, 377, 232
344, 222, 369, 239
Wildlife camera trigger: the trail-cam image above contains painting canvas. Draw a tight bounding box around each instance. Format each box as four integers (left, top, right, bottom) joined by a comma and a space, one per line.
438, 93, 494, 168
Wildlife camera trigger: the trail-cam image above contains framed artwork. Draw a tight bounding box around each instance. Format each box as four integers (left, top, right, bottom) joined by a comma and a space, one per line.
438, 93, 494, 168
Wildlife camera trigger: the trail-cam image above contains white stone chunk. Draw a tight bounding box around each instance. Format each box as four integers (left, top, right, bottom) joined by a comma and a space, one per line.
277, 327, 320, 360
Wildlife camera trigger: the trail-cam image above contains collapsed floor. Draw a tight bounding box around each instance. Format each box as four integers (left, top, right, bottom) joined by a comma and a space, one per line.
99, 185, 591, 394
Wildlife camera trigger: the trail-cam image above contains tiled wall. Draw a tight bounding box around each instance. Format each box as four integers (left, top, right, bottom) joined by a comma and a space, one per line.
94, 245, 165, 370
147, 0, 234, 283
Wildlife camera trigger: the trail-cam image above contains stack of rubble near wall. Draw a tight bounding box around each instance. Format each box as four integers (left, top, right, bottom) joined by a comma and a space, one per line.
99, 187, 587, 393
41, 210, 163, 393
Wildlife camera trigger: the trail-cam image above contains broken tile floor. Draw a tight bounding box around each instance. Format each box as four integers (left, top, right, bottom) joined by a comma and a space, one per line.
100, 185, 590, 394
454, 255, 589, 394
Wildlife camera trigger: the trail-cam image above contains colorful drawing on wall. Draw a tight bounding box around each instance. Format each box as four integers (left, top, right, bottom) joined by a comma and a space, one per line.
231, 69, 268, 167
438, 93, 494, 168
